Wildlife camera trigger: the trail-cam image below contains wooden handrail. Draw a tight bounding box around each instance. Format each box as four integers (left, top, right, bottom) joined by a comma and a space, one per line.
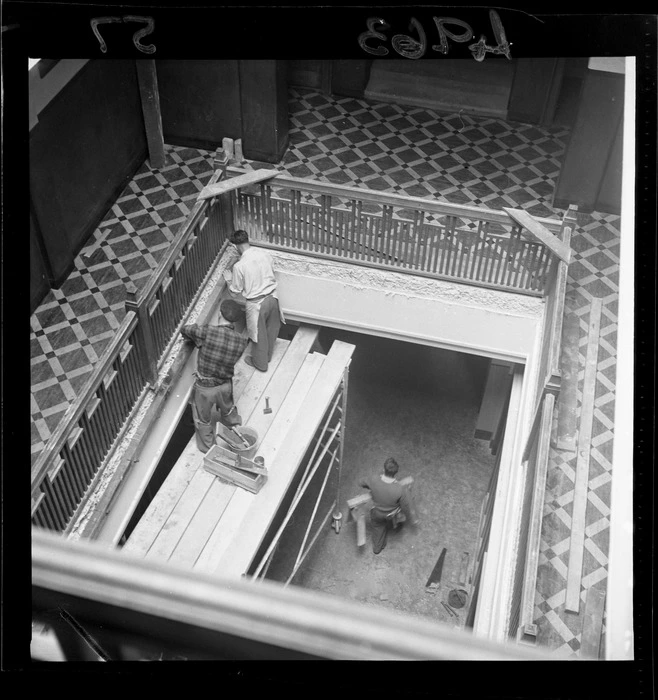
32, 527, 552, 660
31, 312, 139, 494
132, 168, 224, 307
226, 166, 564, 233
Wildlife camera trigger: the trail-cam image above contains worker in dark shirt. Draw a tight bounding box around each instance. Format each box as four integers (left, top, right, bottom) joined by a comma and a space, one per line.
359, 457, 419, 554
181, 299, 249, 453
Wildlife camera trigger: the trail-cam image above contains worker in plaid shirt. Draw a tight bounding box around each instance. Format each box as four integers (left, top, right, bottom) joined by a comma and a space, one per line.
181, 299, 249, 452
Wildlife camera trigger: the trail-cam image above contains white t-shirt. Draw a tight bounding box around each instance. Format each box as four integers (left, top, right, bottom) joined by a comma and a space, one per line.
229, 247, 277, 300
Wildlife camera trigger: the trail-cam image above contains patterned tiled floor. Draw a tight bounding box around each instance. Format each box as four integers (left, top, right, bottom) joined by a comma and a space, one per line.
30, 86, 620, 656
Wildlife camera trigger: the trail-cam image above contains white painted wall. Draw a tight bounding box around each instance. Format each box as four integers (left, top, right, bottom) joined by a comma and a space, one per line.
272, 251, 543, 363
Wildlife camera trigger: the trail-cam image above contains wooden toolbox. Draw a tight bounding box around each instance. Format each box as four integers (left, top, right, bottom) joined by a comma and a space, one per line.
203, 444, 268, 494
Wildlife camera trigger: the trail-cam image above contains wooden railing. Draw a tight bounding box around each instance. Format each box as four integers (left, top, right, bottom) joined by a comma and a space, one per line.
32, 527, 552, 660
507, 206, 578, 642
31, 168, 231, 533
227, 167, 565, 296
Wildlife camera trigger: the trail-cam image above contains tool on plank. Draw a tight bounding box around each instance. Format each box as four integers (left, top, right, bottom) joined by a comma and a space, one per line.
263, 397, 272, 414
230, 425, 251, 448
441, 601, 457, 617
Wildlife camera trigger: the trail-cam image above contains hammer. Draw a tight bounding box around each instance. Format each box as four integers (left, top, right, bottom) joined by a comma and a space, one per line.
263, 397, 272, 414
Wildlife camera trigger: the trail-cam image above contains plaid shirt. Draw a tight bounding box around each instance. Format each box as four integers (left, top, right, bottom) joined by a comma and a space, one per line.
181, 323, 248, 382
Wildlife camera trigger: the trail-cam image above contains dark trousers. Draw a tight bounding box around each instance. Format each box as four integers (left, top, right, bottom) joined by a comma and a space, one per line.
251, 296, 281, 371
370, 508, 391, 554
190, 381, 240, 453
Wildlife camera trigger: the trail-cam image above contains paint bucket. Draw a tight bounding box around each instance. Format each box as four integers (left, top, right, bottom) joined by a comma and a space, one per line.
448, 589, 468, 609
219, 426, 259, 460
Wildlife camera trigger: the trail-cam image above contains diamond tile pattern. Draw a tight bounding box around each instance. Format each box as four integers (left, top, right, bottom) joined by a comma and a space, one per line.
30, 87, 620, 656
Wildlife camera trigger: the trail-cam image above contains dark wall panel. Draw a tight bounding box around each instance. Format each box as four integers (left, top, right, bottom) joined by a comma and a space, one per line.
553, 70, 624, 214
507, 58, 563, 125
330, 60, 372, 99
156, 60, 242, 149
30, 59, 147, 285
239, 60, 289, 163
30, 209, 50, 314
596, 116, 623, 215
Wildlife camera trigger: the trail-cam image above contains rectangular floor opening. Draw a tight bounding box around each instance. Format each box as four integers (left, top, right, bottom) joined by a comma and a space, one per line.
262, 326, 508, 628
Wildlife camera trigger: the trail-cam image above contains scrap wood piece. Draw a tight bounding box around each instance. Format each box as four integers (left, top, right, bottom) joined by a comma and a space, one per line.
199, 169, 280, 201
580, 586, 606, 659
565, 298, 603, 613
458, 552, 470, 586
425, 547, 447, 588
347, 476, 414, 513
503, 207, 572, 264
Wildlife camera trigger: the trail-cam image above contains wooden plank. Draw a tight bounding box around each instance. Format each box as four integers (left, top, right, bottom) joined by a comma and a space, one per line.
195, 350, 327, 575
565, 298, 603, 613
143, 468, 217, 562
347, 477, 413, 511
580, 586, 606, 659
503, 208, 572, 264
167, 478, 237, 569
199, 170, 279, 201
244, 326, 320, 439
214, 340, 355, 578
519, 392, 555, 629
122, 445, 203, 557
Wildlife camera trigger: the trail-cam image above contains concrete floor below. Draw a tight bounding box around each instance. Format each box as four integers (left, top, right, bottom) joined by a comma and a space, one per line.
268, 329, 500, 630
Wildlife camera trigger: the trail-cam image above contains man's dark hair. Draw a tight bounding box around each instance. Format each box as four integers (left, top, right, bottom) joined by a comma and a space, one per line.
220, 298, 244, 323
383, 458, 399, 477
231, 230, 249, 246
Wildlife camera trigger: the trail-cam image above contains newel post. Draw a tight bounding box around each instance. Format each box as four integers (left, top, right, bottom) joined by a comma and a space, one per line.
212, 149, 235, 242
125, 283, 157, 386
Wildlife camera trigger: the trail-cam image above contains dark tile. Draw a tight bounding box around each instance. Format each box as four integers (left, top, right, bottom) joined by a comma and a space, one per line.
141, 228, 169, 248
333, 149, 363, 166
308, 123, 333, 138
48, 325, 80, 349
35, 304, 68, 329
121, 255, 153, 277
68, 371, 93, 395
134, 173, 161, 191
31, 359, 56, 384
89, 265, 122, 287
108, 237, 140, 258
79, 314, 113, 339
105, 222, 130, 241
116, 196, 147, 216
68, 295, 102, 317
365, 123, 394, 138
287, 163, 315, 178
299, 142, 324, 158
371, 155, 399, 172
59, 274, 89, 297
33, 382, 68, 411
380, 135, 406, 150
44, 410, 67, 433
57, 346, 92, 374
187, 159, 214, 176
156, 203, 186, 223
389, 169, 415, 185
320, 135, 348, 150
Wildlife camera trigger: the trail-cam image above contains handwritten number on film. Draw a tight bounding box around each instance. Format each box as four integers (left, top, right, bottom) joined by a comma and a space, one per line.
91, 16, 156, 54
358, 10, 511, 61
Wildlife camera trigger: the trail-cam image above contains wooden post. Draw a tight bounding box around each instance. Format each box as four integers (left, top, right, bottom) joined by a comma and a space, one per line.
135, 60, 166, 169
125, 283, 157, 387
